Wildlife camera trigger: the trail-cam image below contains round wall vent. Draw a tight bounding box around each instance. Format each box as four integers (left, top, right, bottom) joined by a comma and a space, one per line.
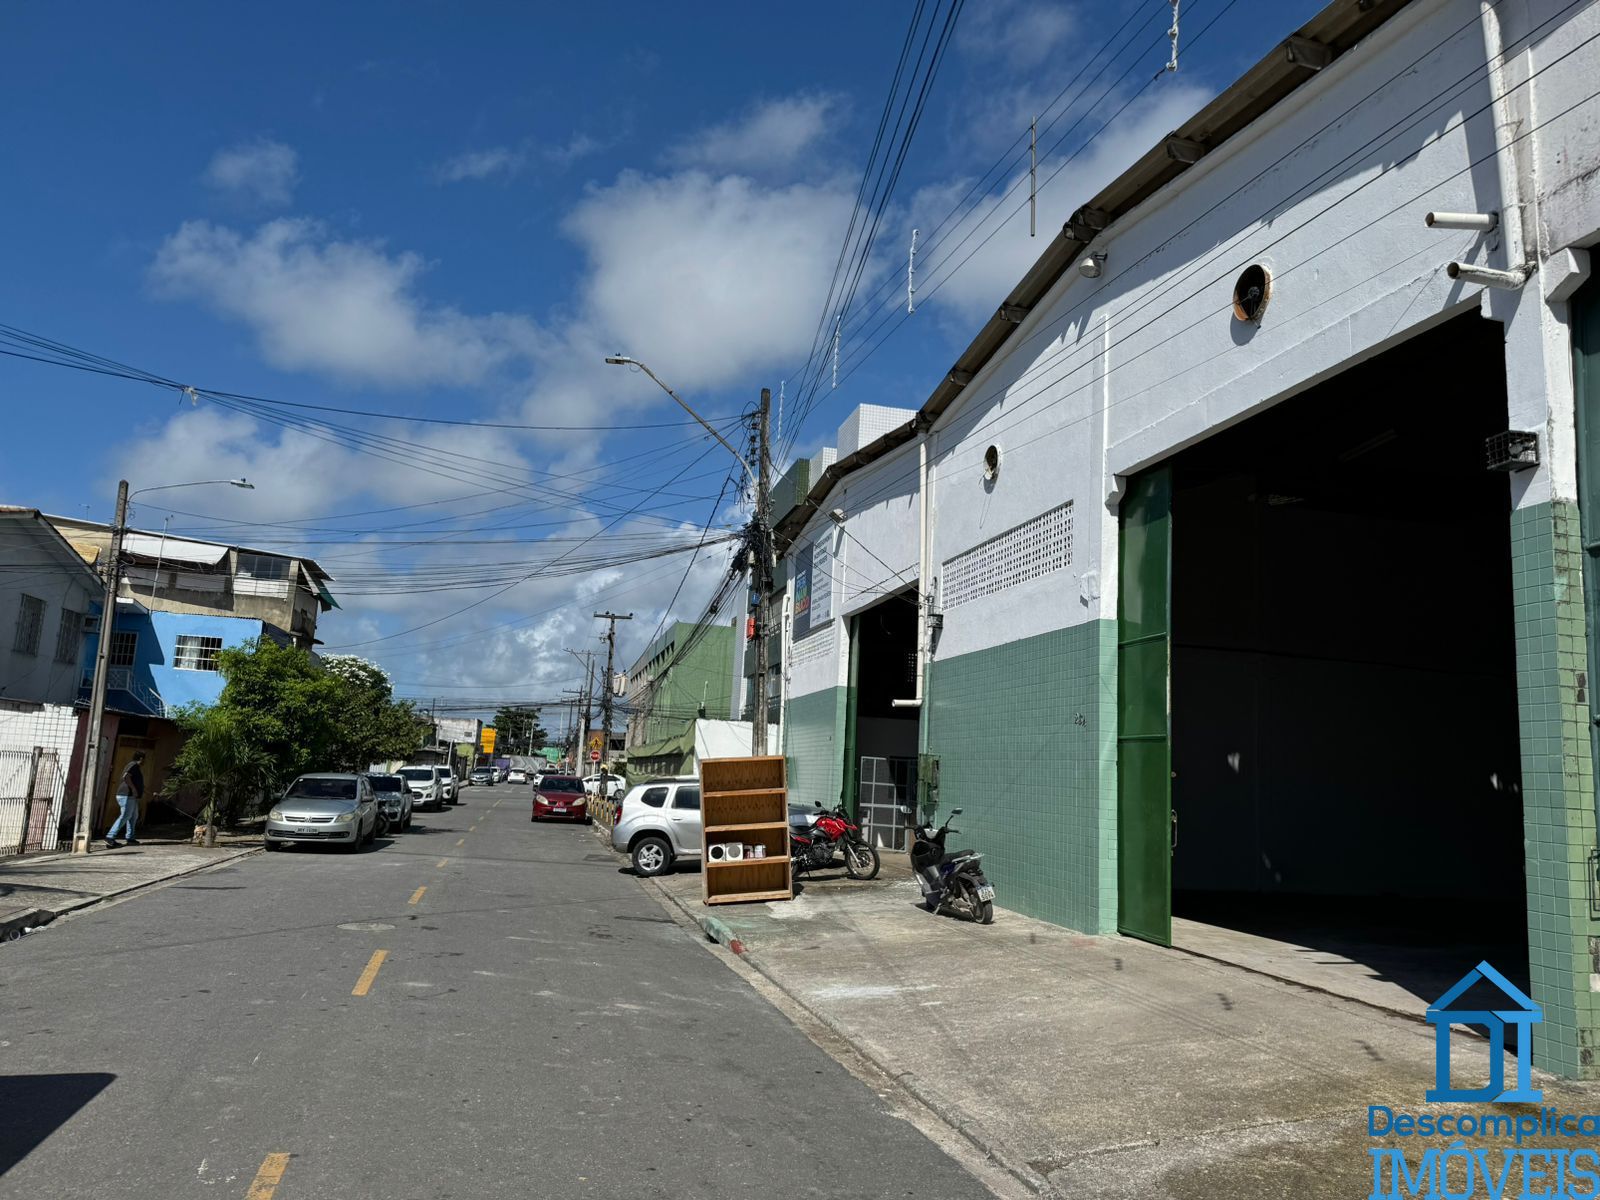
1232, 263, 1272, 323
982, 444, 1001, 481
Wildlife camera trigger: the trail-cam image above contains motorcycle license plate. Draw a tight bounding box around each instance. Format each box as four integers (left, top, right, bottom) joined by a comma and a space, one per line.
976, 885, 996, 902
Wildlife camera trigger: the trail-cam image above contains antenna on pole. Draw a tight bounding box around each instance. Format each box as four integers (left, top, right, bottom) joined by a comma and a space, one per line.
831, 315, 841, 390
1164, 0, 1181, 74
1029, 118, 1037, 237
908, 228, 919, 314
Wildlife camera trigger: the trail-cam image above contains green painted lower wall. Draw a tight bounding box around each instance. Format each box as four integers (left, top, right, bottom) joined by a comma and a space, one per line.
926, 621, 1119, 934
1510, 499, 1600, 1078
785, 687, 847, 809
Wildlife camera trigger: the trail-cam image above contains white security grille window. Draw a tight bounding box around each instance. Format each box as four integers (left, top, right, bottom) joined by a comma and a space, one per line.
54, 609, 85, 664
942, 502, 1073, 609
12, 594, 44, 655
174, 635, 224, 671
109, 630, 138, 668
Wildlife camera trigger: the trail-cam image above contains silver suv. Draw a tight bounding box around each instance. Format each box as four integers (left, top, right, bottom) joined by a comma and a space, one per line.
611, 777, 701, 876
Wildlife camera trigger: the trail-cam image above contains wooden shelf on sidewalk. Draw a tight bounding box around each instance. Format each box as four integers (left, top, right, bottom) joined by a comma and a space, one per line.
699, 756, 791, 906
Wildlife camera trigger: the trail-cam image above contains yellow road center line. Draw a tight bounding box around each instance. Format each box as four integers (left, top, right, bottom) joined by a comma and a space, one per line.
352, 949, 389, 997
245, 1152, 291, 1200
455, 837, 465, 846
408, 886, 426, 906
470, 824, 478, 832
435, 857, 449, 868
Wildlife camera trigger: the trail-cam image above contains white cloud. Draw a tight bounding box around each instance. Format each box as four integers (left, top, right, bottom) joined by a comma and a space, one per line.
546, 132, 606, 167
433, 144, 528, 183
203, 139, 300, 207
560, 169, 855, 393
670, 94, 840, 173
149, 218, 543, 387
956, 0, 1076, 71
908, 84, 1211, 323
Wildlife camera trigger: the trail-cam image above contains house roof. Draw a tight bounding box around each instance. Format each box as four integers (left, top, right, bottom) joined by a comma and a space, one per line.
776, 0, 1413, 548
0, 506, 103, 591
42, 514, 334, 582
1428, 960, 1540, 1017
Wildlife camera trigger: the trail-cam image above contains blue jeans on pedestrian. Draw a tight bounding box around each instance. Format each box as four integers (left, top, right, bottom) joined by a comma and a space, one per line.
107, 793, 138, 841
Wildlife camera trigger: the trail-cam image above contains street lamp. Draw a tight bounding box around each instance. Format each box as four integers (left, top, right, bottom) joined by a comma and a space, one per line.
72, 476, 256, 853
604, 354, 774, 757
604, 356, 756, 487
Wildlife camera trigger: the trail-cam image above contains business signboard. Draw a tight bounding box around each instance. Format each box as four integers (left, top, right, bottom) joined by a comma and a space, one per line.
792, 536, 831, 640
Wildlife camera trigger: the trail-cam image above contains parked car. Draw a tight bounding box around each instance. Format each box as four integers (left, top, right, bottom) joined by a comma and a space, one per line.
530, 774, 589, 823
611, 777, 701, 876
265, 773, 379, 852
470, 767, 495, 787
584, 773, 626, 800
434, 766, 459, 804
507, 767, 528, 785
495, 767, 509, 783
397, 765, 445, 811
365, 772, 413, 832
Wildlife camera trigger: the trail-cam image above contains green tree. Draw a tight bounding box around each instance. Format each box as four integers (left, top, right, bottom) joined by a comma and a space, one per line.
163, 706, 275, 847
323, 654, 424, 769
493, 706, 548, 754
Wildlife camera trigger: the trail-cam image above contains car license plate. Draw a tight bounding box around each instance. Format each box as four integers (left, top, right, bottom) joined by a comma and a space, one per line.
976, 885, 995, 901
552, 807, 566, 814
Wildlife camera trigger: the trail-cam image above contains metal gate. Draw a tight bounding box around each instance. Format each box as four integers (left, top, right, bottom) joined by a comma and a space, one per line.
0, 747, 67, 857
857, 755, 917, 851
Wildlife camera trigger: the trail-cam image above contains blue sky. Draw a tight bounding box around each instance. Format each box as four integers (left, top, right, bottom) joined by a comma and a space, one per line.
0, 0, 1322, 713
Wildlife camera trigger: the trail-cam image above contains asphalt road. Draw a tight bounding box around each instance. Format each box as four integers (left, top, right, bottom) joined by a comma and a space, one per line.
0, 783, 992, 1200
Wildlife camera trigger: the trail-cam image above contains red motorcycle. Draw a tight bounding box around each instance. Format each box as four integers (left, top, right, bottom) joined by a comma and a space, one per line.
788, 803, 881, 880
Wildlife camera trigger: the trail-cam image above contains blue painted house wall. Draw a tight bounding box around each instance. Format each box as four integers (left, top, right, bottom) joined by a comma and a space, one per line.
80, 606, 266, 715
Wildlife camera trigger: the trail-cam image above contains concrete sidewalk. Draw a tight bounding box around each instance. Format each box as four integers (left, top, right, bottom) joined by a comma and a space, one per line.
0, 843, 259, 938
636, 853, 1600, 1199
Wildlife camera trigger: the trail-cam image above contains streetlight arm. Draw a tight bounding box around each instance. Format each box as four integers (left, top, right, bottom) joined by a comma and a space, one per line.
129, 478, 254, 498
605, 357, 755, 487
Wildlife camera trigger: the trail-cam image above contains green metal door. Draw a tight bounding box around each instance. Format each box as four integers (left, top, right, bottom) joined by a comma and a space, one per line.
1118, 468, 1173, 945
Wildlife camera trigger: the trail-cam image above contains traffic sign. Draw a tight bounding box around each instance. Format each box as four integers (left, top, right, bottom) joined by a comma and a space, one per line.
589, 750, 601, 762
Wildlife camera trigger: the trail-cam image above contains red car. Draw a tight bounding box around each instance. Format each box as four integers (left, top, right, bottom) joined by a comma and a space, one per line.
531, 775, 589, 824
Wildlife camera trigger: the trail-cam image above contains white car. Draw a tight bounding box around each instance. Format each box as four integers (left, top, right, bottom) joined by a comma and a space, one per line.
397, 765, 445, 811
508, 767, 528, 785
584, 774, 626, 799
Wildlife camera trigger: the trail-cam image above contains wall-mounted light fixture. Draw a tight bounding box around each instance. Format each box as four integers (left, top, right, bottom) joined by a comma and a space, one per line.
1079, 252, 1107, 280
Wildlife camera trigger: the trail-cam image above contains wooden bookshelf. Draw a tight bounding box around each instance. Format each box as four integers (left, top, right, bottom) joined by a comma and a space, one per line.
699, 756, 792, 906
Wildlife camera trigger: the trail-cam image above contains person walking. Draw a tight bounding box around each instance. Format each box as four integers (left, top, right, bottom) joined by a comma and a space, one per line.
104, 751, 145, 849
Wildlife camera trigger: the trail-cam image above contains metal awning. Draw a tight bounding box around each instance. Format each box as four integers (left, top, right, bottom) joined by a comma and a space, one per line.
120, 534, 229, 565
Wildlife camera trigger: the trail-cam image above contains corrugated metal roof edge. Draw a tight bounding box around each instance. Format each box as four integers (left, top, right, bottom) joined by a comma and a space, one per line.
776, 0, 1411, 551
40, 513, 334, 582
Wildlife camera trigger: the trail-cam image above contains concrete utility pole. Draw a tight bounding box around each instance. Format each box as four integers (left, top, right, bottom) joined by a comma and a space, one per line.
603, 354, 770, 759
752, 387, 772, 756
564, 647, 596, 777
73, 479, 129, 853
594, 612, 632, 795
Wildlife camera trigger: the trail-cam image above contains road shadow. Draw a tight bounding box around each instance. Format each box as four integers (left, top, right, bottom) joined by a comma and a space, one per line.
0, 1073, 115, 1175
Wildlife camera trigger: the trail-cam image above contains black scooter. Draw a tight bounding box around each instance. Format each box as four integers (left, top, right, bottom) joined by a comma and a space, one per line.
908, 807, 995, 924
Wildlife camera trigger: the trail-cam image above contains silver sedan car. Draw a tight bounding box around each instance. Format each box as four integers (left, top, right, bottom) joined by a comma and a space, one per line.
264, 773, 379, 852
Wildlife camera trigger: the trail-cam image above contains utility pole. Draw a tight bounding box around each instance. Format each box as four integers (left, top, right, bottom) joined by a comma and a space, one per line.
753, 387, 772, 756
73, 479, 128, 853
594, 612, 632, 796
564, 647, 596, 777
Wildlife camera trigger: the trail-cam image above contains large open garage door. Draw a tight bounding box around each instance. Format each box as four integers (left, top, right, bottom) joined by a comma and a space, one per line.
1120, 313, 1528, 1009
846, 592, 920, 849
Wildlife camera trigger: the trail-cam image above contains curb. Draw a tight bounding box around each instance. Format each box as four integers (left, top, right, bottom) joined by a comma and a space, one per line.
645, 876, 1058, 1198
3, 846, 263, 933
